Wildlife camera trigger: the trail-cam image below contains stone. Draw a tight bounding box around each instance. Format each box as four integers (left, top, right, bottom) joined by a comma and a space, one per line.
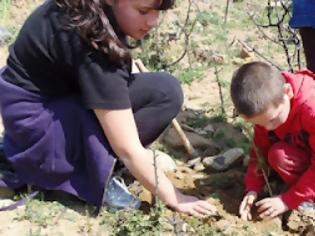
139, 187, 153, 204
154, 150, 177, 173
203, 148, 244, 172
187, 157, 201, 167
204, 124, 215, 135
212, 122, 248, 150
193, 162, 205, 172
0, 27, 12, 45
163, 127, 220, 155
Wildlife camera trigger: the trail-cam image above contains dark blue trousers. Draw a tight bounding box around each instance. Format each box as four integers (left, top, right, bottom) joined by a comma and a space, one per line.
0, 70, 183, 208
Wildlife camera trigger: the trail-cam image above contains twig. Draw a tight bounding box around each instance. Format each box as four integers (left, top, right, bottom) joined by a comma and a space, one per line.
214, 66, 225, 115
247, 0, 301, 71
237, 39, 282, 70
252, 142, 273, 196
152, 149, 160, 205
261, 168, 273, 197
163, 0, 198, 69
224, 0, 230, 25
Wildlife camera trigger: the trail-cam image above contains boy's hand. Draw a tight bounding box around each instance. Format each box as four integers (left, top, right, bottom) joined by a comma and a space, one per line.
174, 193, 218, 218
239, 191, 258, 221
255, 195, 289, 220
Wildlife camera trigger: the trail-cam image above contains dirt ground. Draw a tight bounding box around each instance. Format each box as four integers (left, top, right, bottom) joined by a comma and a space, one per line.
0, 0, 315, 235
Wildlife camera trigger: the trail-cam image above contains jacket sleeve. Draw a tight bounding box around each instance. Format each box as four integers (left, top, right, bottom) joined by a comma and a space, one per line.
281, 104, 315, 209
245, 126, 271, 193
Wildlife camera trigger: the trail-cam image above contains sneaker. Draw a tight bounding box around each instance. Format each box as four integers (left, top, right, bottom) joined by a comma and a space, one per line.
103, 176, 141, 212
298, 201, 315, 213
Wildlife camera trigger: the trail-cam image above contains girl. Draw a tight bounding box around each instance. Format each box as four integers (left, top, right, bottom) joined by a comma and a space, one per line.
0, 0, 216, 216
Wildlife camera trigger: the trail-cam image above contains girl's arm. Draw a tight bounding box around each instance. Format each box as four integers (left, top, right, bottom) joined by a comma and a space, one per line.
94, 108, 217, 216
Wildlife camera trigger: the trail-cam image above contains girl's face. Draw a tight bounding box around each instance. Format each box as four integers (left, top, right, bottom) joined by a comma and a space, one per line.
106, 0, 161, 40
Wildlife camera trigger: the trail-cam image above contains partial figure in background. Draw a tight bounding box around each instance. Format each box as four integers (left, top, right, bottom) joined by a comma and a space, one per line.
290, 0, 315, 72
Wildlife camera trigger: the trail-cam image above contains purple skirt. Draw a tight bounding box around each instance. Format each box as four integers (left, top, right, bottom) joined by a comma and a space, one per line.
0, 71, 116, 208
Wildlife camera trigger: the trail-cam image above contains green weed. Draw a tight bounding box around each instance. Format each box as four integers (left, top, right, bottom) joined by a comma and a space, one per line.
196, 11, 221, 27
185, 115, 209, 128
15, 199, 66, 227
0, 0, 11, 23
99, 202, 170, 236
27, 228, 43, 236
177, 67, 204, 84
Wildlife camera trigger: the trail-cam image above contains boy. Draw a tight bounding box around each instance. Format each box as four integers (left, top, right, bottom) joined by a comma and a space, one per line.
230, 61, 315, 220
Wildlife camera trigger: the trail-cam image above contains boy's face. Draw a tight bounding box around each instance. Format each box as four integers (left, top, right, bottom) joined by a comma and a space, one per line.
106, 0, 161, 40
241, 83, 293, 131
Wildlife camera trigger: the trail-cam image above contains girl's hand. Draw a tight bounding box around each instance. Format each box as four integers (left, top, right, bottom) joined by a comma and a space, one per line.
174, 193, 217, 217
239, 191, 258, 221
255, 195, 288, 220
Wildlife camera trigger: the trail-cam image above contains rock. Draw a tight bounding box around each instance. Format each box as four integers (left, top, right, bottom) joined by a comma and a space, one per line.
175, 222, 188, 233
163, 127, 220, 155
139, 187, 153, 204
193, 162, 205, 172
195, 128, 207, 135
187, 157, 201, 167
0, 27, 12, 45
203, 148, 244, 172
204, 124, 215, 135
154, 150, 177, 173
175, 160, 185, 166
212, 122, 248, 149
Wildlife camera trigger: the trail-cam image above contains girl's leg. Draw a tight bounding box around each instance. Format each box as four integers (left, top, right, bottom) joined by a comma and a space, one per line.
299, 27, 315, 73
267, 142, 311, 186
128, 72, 183, 146
0, 74, 116, 206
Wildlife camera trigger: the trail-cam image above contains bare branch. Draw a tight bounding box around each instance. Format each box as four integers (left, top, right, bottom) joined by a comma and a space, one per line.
247, 0, 302, 71
237, 39, 282, 70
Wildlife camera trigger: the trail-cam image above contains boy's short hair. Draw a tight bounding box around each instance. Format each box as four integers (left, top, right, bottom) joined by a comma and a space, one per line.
230, 61, 285, 117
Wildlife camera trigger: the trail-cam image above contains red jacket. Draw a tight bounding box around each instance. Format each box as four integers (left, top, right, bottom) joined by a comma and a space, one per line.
245, 70, 315, 209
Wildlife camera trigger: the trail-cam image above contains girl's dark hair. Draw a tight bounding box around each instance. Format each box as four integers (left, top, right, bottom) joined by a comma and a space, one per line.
55, 0, 175, 65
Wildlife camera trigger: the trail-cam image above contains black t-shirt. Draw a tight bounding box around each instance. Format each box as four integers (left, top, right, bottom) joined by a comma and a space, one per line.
2, 0, 132, 109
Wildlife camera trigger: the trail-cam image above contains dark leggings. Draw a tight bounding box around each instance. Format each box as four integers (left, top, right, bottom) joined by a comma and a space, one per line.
300, 27, 315, 73
128, 72, 183, 145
